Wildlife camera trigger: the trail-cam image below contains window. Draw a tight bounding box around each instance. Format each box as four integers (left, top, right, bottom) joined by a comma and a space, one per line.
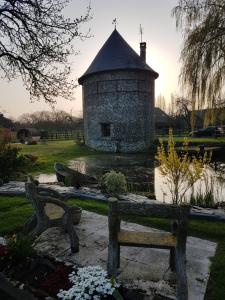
101, 123, 111, 137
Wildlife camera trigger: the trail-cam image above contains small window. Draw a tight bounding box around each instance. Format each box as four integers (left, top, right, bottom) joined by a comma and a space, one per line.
101, 123, 111, 137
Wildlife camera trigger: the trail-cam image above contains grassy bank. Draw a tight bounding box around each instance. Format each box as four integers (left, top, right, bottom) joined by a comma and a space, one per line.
0, 196, 224, 299
161, 136, 225, 146
16, 137, 225, 177
17, 140, 100, 174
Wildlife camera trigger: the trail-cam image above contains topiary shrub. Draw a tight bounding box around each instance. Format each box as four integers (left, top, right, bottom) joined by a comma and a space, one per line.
101, 170, 127, 196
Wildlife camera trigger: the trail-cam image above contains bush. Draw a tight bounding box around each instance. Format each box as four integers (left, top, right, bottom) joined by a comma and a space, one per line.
6, 234, 35, 264
101, 170, 127, 196
155, 129, 211, 205
0, 145, 28, 180
190, 191, 215, 208
0, 128, 32, 180
74, 131, 84, 145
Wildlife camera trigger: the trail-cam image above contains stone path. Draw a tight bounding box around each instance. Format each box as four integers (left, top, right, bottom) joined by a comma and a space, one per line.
34, 210, 216, 300
1, 181, 225, 222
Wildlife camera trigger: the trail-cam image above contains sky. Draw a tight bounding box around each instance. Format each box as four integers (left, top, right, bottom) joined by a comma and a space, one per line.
0, 0, 183, 119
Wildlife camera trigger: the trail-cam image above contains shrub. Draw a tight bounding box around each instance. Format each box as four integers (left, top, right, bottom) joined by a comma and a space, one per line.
0, 128, 12, 145
190, 174, 215, 208
7, 234, 35, 264
101, 171, 127, 196
0, 128, 30, 180
74, 131, 84, 145
190, 191, 215, 208
0, 145, 28, 180
155, 129, 211, 205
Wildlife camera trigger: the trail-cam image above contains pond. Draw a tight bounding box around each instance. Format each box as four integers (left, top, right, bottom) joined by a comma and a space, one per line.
37, 153, 225, 204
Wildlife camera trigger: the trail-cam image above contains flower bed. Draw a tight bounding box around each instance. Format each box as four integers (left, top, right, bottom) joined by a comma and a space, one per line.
0, 235, 152, 300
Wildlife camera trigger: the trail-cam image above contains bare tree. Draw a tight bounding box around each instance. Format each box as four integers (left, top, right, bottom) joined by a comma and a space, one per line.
18, 110, 82, 131
156, 94, 166, 112
172, 0, 225, 109
174, 95, 193, 130
0, 0, 91, 104
168, 93, 176, 118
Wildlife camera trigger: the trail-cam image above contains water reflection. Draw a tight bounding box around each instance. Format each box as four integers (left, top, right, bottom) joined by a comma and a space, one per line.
37, 154, 225, 204
69, 154, 155, 196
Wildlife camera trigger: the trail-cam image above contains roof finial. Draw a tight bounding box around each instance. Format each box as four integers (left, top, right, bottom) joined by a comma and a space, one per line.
112, 18, 118, 29
139, 24, 143, 42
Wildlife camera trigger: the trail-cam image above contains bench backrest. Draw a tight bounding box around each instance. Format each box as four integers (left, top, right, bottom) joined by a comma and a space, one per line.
108, 198, 190, 222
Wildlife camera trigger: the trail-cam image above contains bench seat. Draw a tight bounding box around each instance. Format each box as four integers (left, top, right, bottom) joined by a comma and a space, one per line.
118, 230, 177, 249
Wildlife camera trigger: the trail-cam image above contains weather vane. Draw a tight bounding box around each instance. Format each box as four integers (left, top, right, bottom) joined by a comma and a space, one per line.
112, 18, 118, 29
139, 24, 143, 42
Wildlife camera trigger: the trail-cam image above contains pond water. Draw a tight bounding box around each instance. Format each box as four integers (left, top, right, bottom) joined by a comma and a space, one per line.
37, 154, 225, 204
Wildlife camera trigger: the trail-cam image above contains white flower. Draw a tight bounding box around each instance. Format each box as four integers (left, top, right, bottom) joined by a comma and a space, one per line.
0, 237, 7, 245
57, 265, 120, 300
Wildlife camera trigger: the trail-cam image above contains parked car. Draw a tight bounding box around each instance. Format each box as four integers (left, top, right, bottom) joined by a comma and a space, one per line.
220, 125, 225, 135
189, 126, 222, 137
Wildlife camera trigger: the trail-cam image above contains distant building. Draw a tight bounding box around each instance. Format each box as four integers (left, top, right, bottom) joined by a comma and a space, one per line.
154, 107, 172, 130
78, 29, 158, 152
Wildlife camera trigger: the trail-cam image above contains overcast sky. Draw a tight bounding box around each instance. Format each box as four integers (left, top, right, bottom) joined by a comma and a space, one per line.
0, 0, 183, 119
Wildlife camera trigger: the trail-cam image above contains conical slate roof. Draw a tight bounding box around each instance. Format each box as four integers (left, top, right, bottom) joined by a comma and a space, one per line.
78, 29, 158, 84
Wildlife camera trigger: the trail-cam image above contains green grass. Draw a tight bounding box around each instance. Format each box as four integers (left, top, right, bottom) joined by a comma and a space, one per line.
0, 196, 225, 299
0, 196, 33, 234
17, 140, 100, 174
15, 138, 225, 176
160, 136, 225, 146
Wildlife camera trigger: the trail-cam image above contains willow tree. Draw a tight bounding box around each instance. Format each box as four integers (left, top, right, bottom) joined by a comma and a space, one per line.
0, 0, 91, 104
172, 0, 225, 110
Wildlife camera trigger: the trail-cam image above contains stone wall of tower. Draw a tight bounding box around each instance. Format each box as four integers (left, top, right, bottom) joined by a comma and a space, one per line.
82, 70, 155, 153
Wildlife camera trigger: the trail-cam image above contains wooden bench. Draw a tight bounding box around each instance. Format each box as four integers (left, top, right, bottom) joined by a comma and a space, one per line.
24, 178, 79, 253
107, 198, 190, 300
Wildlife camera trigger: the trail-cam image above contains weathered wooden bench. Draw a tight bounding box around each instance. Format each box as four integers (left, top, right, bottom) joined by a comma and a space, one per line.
107, 198, 190, 300
24, 178, 79, 253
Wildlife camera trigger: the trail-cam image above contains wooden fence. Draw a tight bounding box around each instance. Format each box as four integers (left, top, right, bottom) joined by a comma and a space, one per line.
40, 130, 84, 141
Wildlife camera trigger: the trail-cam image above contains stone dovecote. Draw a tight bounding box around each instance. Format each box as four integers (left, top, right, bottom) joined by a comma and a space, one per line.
78, 29, 159, 153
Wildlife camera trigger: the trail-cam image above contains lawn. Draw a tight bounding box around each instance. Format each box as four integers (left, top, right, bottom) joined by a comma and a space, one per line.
16, 137, 225, 176
17, 140, 101, 174
0, 196, 225, 299
161, 135, 225, 146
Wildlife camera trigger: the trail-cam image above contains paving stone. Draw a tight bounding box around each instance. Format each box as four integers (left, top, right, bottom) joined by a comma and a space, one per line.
34, 210, 217, 300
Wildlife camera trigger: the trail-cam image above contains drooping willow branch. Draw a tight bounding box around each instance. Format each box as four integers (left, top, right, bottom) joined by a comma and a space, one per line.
172, 0, 225, 109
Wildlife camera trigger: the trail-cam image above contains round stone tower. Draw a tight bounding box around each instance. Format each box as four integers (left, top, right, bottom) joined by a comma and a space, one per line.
78, 29, 158, 153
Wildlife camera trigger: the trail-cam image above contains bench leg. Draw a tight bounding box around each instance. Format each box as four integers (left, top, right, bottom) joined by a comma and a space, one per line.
66, 214, 79, 253
175, 247, 188, 300
117, 245, 120, 268
170, 247, 176, 272
108, 240, 119, 278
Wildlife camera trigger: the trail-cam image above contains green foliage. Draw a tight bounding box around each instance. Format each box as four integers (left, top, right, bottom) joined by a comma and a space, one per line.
101, 170, 127, 196
190, 173, 216, 208
0, 145, 28, 180
190, 191, 215, 208
156, 129, 211, 204
19, 140, 101, 174
112, 289, 124, 300
0, 128, 30, 180
74, 131, 84, 145
0, 197, 33, 235
7, 234, 35, 264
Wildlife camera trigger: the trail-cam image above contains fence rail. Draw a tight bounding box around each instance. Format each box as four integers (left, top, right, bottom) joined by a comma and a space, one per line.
40, 130, 84, 141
